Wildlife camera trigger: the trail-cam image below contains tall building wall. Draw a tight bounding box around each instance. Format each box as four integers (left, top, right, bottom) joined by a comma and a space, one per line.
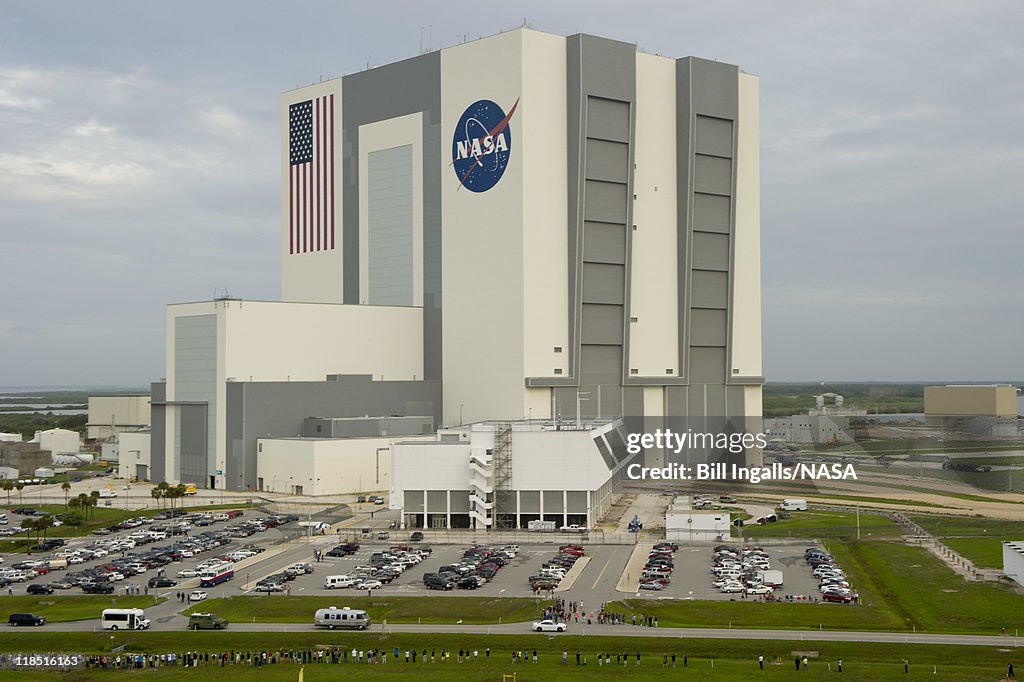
278, 29, 762, 434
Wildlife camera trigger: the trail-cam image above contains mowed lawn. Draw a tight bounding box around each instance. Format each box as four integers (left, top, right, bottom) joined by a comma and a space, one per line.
741, 510, 903, 540
0, 596, 161, 622
185, 595, 547, 624
907, 513, 1024, 568
608, 597, 904, 632
0, 632, 1016, 681
827, 541, 1024, 633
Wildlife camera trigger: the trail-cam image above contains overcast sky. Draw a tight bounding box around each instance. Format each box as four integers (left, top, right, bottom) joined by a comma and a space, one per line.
1, 1, 1022, 387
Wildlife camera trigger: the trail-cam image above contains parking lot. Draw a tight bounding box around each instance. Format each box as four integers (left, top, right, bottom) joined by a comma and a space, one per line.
262, 542, 633, 601
630, 541, 826, 602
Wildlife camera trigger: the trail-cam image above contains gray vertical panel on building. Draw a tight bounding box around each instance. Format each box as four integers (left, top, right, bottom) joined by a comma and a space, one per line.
692, 193, 731, 233
543, 490, 564, 513
519, 490, 540, 513
449, 491, 470, 513
583, 222, 626, 263
566, 491, 588, 513
150, 382, 166, 483
690, 308, 728, 346
426, 490, 448, 512
174, 314, 217, 478
178, 403, 208, 486
580, 304, 624, 345
367, 145, 414, 306
584, 139, 629, 182
676, 58, 738, 401
405, 490, 424, 513
342, 51, 442, 380
566, 35, 636, 419
691, 232, 730, 271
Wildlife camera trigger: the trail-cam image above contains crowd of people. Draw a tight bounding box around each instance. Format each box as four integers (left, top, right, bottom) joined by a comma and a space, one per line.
542, 598, 660, 627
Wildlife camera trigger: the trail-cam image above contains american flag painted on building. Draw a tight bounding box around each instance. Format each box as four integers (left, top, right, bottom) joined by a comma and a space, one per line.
289, 95, 335, 253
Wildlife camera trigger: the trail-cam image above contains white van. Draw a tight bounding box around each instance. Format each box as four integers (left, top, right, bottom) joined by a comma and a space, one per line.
101, 608, 150, 631
314, 606, 370, 630
779, 499, 807, 511
323, 575, 355, 589
98, 489, 118, 499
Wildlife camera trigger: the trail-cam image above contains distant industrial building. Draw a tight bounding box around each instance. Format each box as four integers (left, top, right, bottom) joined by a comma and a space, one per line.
87, 395, 151, 441
0, 442, 51, 476
763, 393, 865, 445
924, 385, 1019, 437
0, 432, 23, 443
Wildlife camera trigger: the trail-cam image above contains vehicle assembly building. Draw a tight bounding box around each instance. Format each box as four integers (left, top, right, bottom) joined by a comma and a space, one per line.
148, 28, 763, 513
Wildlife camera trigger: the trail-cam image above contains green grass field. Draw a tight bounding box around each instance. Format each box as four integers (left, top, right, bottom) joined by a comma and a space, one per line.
0, 632, 1016, 681
607, 597, 904, 631
827, 541, 1023, 633
906, 513, 1024, 568
184, 595, 546, 625
0, 595, 162, 622
740, 510, 903, 540
943, 538, 1005, 568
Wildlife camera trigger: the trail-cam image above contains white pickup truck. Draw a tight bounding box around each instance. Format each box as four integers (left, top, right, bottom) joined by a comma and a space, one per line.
559, 524, 586, 533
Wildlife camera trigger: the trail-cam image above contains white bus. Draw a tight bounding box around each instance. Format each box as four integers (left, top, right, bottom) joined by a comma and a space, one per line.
313, 606, 370, 630
101, 608, 150, 631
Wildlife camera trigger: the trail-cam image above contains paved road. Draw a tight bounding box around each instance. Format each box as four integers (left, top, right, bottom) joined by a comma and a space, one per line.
40, 616, 1022, 647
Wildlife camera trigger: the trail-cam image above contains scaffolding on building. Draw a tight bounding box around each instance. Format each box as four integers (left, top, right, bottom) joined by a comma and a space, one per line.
491, 422, 514, 529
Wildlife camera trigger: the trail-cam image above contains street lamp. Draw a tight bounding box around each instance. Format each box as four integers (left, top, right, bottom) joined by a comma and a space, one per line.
459, 404, 464, 426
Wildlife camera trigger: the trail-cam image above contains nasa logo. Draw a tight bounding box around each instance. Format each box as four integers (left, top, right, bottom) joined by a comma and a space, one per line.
451, 98, 519, 192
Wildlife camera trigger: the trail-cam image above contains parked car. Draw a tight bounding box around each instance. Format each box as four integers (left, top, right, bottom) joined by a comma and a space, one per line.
254, 582, 285, 593
26, 584, 54, 595
148, 577, 177, 588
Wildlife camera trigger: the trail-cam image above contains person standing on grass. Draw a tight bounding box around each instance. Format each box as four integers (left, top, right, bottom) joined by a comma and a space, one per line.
759, 654, 764, 670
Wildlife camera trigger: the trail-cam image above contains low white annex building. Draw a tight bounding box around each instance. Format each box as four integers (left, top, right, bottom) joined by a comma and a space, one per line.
390, 420, 636, 530
666, 495, 732, 543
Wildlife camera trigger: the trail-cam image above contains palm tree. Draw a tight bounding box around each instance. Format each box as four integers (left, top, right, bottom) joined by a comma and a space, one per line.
61, 482, 71, 509
152, 481, 169, 509
1, 479, 12, 505
36, 515, 54, 540
89, 490, 100, 519
15, 482, 25, 506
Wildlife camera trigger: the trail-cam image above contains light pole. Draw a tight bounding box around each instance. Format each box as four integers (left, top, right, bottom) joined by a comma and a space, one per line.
459, 404, 464, 426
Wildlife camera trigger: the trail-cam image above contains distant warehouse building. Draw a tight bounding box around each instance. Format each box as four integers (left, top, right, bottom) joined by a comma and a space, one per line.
87, 395, 151, 441
924, 385, 1019, 436
390, 420, 636, 530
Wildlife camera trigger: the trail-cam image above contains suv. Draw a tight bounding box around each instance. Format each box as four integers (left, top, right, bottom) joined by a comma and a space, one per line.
424, 575, 455, 591
188, 612, 229, 630
26, 584, 54, 595
8, 613, 45, 627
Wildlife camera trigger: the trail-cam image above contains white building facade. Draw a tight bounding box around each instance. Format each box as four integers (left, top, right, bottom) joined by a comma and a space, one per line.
390, 420, 635, 530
